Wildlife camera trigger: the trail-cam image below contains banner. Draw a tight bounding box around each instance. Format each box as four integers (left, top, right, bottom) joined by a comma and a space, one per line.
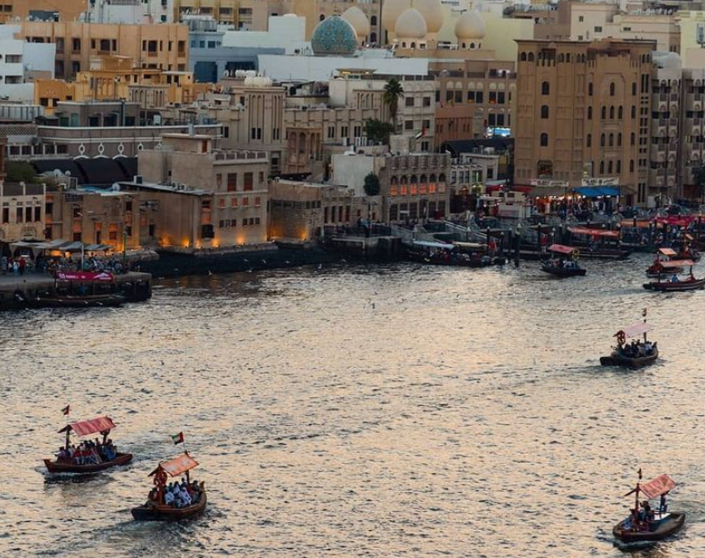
56, 271, 115, 282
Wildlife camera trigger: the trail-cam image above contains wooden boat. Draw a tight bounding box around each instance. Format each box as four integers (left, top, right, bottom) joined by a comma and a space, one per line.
600, 319, 658, 368
27, 293, 126, 308
541, 244, 586, 277
408, 240, 503, 267
44, 452, 133, 474
132, 452, 207, 521
644, 276, 705, 292
646, 248, 682, 278
44, 415, 131, 475
613, 472, 685, 544
567, 226, 631, 260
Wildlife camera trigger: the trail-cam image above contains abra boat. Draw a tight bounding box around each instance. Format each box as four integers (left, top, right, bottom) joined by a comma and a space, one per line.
600, 320, 658, 368
131, 452, 207, 521
643, 260, 705, 291
541, 244, 586, 277
567, 226, 631, 260
646, 248, 683, 278
408, 240, 503, 267
44, 415, 133, 474
613, 472, 685, 545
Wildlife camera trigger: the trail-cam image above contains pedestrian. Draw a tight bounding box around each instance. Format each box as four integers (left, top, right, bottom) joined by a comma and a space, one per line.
18, 257, 26, 276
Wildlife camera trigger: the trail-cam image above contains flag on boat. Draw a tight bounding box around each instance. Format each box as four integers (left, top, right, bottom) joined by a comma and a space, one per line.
171, 432, 185, 445
61, 405, 70, 416
414, 127, 426, 140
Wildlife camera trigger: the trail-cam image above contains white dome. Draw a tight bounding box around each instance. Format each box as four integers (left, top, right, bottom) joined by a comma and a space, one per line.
455, 10, 486, 40
382, 0, 411, 33
342, 6, 370, 37
395, 8, 428, 39
413, 0, 443, 33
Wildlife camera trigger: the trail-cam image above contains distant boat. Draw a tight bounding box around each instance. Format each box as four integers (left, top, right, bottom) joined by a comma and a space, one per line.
600, 321, 658, 368
643, 260, 705, 291
131, 452, 207, 521
646, 248, 682, 278
613, 472, 685, 544
44, 416, 132, 474
540, 244, 586, 277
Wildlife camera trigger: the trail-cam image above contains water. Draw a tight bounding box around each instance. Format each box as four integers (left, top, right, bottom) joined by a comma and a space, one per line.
2, 256, 705, 558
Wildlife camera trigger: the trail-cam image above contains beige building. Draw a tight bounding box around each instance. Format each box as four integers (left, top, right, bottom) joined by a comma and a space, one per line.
0, 0, 87, 23
681, 68, 705, 199
1, 182, 46, 244
514, 39, 655, 206
138, 133, 269, 247
19, 21, 189, 80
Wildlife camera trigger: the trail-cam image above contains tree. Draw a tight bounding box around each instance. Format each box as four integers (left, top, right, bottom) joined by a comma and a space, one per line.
382, 78, 404, 131
365, 119, 395, 145
693, 164, 705, 202
6, 161, 39, 183
363, 173, 380, 197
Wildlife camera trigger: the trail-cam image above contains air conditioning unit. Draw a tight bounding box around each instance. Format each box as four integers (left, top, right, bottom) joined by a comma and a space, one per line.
134, 175, 143, 184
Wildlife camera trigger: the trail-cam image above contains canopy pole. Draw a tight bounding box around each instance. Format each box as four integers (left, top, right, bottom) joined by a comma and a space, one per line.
65, 428, 70, 451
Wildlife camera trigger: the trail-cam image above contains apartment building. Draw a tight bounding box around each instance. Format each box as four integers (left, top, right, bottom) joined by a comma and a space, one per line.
515, 39, 655, 206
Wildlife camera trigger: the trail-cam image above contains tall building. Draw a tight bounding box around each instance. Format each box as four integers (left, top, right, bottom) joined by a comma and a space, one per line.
514, 39, 655, 207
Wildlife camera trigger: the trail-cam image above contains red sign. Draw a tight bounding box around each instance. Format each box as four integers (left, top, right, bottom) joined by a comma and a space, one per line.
56, 271, 115, 282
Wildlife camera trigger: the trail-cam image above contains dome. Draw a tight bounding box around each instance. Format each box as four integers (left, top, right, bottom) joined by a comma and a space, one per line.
342, 6, 370, 38
395, 8, 428, 39
382, 0, 411, 33
412, 0, 443, 33
311, 16, 358, 56
455, 10, 486, 40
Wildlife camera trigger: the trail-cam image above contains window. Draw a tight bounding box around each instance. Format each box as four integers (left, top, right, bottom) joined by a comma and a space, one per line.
631, 106, 636, 119
601, 134, 605, 147
588, 83, 593, 96
632, 82, 637, 95
595, 26, 602, 32
610, 106, 615, 119
609, 133, 614, 147
630, 160, 635, 172
617, 160, 622, 173
227, 173, 237, 191
586, 134, 592, 147
405, 97, 414, 107
423, 96, 431, 107
541, 105, 549, 119
617, 133, 622, 146
587, 106, 592, 120
255, 196, 261, 206
631, 133, 635, 145
618, 106, 623, 119
540, 133, 548, 146
242, 197, 249, 206
610, 82, 616, 96
601, 106, 606, 119
244, 172, 253, 191
599, 161, 605, 174
541, 81, 550, 95
404, 120, 414, 130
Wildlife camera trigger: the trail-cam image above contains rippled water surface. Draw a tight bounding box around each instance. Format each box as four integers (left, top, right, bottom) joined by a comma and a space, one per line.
3, 256, 705, 558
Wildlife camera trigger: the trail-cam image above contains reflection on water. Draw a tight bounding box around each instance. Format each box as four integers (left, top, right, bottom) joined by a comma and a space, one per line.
2, 256, 705, 557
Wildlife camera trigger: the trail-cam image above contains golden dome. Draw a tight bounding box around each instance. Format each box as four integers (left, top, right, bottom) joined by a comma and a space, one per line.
412, 0, 443, 33
395, 8, 428, 39
455, 10, 486, 40
342, 6, 370, 38
382, 0, 411, 34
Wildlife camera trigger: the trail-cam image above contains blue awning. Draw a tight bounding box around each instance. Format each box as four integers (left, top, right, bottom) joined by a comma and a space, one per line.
574, 186, 620, 197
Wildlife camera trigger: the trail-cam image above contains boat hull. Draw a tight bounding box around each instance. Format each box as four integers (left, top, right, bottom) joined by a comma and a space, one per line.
643, 278, 705, 291
44, 452, 133, 474
28, 294, 126, 308
131, 490, 207, 521
540, 264, 586, 277
600, 348, 659, 368
613, 512, 685, 543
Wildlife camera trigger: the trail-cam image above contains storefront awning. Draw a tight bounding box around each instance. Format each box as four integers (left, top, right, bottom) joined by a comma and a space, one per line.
574, 187, 620, 197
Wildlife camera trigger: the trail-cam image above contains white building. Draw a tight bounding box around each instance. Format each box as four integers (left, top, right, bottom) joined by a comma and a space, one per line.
0, 26, 55, 102
83, 0, 174, 24
221, 15, 308, 55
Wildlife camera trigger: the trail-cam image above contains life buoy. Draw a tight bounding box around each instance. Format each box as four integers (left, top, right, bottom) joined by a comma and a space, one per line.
617, 332, 626, 345
572, 249, 580, 260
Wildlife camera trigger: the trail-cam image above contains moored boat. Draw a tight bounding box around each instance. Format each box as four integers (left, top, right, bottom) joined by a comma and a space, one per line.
408, 240, 503, 267
44, 415, 132, 474
600, 317, 658, 368
131, 452, 207, 521
646, 248, 682, 278
541, 244, 586, 277
643, 260, 705, 291
613, 472, 685, 545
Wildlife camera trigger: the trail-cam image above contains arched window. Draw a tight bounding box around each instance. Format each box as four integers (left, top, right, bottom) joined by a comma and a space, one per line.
610, 82, 616, 96
370, 15, 377, 25
429, 174, 436, 182
601, 106, 606, 119
631, 106, 636, 119
540, 133, 548, 146
586, 134, 592, 147
599, 161, 605, 174
587, 106, 592, 120
618, 106, 623, 119
609, 133, 614, 147
630, 160, 635, 172
600, 134, 605, 147
391, 176, 398, 185
616, 160, 622, 173
608, 161, 613, 173
609, 106, 615, 119
438, 173, 446, 182
630, 132, 635, 146
400, 175, 408, 184
617, 133, 622, 146
541, 105, 549, 119
520, 52, 527, 62
370, 32, 377, 43
410, 175, 418, 184
541, 81, 550, 95
528, 52, 535, 62
588, 83, 593, 96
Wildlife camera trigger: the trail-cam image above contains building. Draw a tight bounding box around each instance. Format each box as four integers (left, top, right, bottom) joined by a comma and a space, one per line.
0, 25, 55, 103
268, 178, 355, 240
137, 133, 269, 246
173, 0, 237, 26
83, 0, 174, 24
514, 39, 655, 206
19, 21, 189, 80
0, 0, 87, 23
1, 181, 46, 244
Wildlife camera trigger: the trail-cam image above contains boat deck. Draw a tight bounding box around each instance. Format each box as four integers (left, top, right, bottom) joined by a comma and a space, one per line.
0, 271, 151, 293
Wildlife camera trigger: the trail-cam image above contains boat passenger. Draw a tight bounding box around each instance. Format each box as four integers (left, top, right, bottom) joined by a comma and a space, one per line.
643, 341, 653, 355
671, 274, 679, 283
165, 488, 175, 506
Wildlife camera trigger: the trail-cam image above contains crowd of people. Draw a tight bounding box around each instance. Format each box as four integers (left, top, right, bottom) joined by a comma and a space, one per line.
0, 256, 29, 276
619, 339, 656, 358
55, 439, 118, 465
147, 478, 201, 509
48, 256, 130, 277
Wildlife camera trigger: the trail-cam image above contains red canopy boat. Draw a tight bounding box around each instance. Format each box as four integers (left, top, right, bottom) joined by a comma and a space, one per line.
613, 472, 685, 544
44, 416, 133, 474
541, 244, 586, 277
131, 452, 207, 521
600, 318, 658, 367
643, 260, 705, 291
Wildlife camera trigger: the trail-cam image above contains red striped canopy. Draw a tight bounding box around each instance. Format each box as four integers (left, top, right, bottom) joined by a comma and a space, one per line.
548, 244, 576, 255
150, 453, 199, 477
640, 474, 676, 499
569, 226, 619, 238
658, 248, 677, 257
660, 259, 694, 268
59, 416, 116, 437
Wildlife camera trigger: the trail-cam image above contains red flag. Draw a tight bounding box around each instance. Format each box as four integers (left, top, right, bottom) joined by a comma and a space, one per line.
61, 405, 70, 416
171, 432, 184, 445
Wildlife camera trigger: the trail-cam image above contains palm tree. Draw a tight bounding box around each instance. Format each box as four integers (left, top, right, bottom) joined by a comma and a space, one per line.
383, 78, 404, 132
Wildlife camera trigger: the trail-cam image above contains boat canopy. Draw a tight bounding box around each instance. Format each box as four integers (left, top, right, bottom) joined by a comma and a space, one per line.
615, 322, 652, 338
640, 474, 676, 499
59, 416, 116, 437
547, 244, 576, 255
658, 247, 677, 257
453, 241, 485, 250
660, 259, 694, 268
569, 226, 619, 238
412, 240, 455, 250
150, 453, 199, 478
